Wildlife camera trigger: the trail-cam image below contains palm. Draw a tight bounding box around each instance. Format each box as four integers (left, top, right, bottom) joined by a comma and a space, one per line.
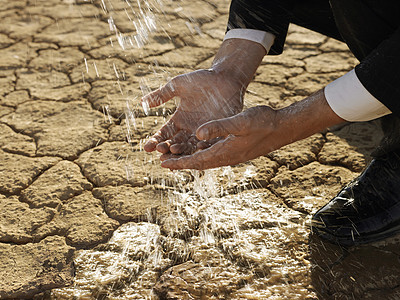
143, 69, 244, 154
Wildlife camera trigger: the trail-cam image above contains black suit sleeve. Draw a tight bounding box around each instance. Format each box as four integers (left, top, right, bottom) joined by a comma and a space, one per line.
227, 0, 296, 55
227, 0, 400, 117
356, 26, 400, 116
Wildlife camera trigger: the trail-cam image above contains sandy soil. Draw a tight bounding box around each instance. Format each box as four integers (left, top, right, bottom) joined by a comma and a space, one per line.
1, 0, 399, 299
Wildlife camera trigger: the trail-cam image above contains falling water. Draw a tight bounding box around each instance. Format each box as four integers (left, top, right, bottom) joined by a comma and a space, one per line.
46, 0, 315, 298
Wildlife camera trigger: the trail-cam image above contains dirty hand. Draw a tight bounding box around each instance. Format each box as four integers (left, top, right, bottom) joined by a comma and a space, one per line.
142, 68, 245, 155
143, 39, 267, 155
160, 105, 279, 170
160, 89, 346, 170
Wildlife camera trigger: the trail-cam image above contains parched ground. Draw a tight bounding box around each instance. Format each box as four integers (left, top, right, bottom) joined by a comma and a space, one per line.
1, 0, 400, 299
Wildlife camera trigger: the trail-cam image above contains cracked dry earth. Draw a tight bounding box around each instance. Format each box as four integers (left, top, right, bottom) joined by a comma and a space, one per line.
1, 0, 400, 299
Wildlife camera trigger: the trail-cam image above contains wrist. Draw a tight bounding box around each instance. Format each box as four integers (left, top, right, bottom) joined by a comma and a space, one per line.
211, 39, 265, 87
275, 89, 346, 144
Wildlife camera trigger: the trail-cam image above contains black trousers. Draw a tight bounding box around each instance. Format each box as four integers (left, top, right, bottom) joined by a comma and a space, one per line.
228, 0, 400, 155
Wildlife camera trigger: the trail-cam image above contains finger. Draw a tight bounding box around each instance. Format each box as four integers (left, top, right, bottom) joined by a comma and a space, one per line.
197, 140, 209, 150
155, 131, 192, 154
141, 80, 176, 108
196, 114, 244, 140
168, 132, 199, 154
156, 141, 171, 154
143, 121, 177, 152
144, 136, 162, 152
144, 131, 172, 152
170, 143, 188, 154
169, 142, 196, 155
160, 153, 181, 162
161, 138, 239, 170
197, 137, 223, 150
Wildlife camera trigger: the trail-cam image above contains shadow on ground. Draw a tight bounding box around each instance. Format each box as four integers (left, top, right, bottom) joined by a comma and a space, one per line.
310, 232, 400, 299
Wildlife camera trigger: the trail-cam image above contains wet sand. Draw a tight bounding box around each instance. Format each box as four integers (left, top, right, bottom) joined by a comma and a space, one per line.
1, 0, 399, 299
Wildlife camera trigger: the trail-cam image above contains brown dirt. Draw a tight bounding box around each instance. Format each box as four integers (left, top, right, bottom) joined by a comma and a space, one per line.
1, 0, 398, 299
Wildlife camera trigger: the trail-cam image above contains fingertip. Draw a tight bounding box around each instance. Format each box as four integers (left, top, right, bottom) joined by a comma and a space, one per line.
142, 92, 162, 108
197, 120, 226, 140
196, 126, 209, 140
170, 143, 185, 154
161, 159, 176, 169
143, 140, 157, 152
141, 92, 152, 103
156, 142, 170, 154
197, 140, 210, 150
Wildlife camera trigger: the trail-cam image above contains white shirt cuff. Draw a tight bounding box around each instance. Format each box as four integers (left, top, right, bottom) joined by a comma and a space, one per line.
324, 69, 391, 122
224, 29, 275, 54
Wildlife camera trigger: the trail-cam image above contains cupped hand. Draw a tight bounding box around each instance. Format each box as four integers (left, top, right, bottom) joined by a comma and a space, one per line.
159, 88, 346, 170
160, 105, 280, 170
143, 69, 245, 155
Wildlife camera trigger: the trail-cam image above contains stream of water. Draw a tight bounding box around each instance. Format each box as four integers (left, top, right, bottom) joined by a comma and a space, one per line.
43, 0, 314, 298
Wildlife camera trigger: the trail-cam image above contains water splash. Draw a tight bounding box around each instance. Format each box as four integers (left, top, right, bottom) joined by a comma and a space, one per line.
106, 0, 159, 50
49, 0, 313, 298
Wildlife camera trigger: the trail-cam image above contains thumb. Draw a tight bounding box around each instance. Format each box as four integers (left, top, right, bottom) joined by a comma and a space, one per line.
141, 80, 176, 108
196, 114, 244, 140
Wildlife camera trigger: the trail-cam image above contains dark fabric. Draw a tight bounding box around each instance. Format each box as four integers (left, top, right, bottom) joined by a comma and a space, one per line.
227, 0, 342, 54
329, 0, 400, 117
328, 0, 400, 156
227, 0, 295, 55
227, 0, 400, 117
290, 0, 343, 42
356, 29, 400, 117
372, 115, 400, 157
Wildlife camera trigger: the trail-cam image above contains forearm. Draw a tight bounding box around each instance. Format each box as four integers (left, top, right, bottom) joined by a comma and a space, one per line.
274, 89, 346, 146
210, 38, 267, 87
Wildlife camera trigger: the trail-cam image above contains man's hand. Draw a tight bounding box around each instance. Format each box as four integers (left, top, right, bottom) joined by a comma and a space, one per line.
142, 69, 245, 155
160, 105, 278, 169
160, 89, 346, 170
143, 39, 267, 155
